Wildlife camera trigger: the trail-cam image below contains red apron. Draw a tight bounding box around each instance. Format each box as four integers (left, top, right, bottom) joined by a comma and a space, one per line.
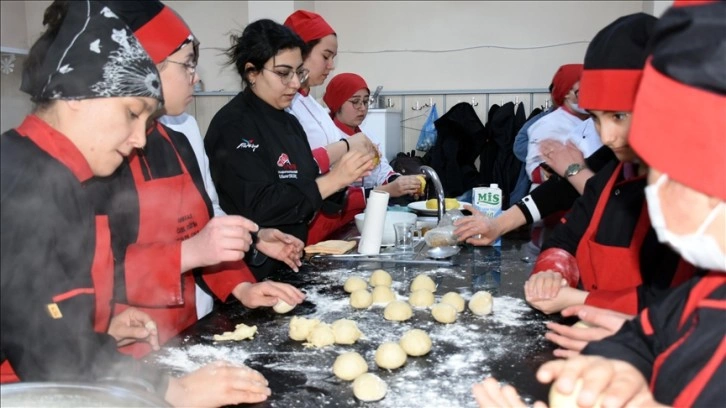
575, 162, 648, 310
306, 187, 365, 245
115, 124, 210, 358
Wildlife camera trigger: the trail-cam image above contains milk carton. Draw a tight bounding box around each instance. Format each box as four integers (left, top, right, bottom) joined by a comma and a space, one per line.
472, 183, 503, 246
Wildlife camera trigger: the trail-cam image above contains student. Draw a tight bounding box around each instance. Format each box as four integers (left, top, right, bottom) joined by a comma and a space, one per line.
205, 19, 373, 279
1, 2, 270, 406
474, 4, 725, 405
324, 73, 423, 204
523, 12, 695, 316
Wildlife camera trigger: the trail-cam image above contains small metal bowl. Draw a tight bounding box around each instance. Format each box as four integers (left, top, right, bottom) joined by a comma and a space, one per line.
425, 246, 461, 259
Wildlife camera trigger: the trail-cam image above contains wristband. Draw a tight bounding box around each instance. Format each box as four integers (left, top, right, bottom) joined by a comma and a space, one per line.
339, 138, 350, 152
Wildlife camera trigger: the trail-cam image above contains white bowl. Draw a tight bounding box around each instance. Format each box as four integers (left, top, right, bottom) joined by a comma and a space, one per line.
355, 211, 418, 246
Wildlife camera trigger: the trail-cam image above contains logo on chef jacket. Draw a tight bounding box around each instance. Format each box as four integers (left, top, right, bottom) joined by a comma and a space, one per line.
236, 139, 260, 152
277, 153, 298, 178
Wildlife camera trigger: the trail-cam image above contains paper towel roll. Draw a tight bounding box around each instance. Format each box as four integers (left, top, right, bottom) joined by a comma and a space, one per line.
357, 190, 390, 254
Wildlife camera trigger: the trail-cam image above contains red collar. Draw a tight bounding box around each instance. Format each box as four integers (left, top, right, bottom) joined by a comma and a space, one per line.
298, 88, 310, 97
333, 117, 359, 136
16, 115, 94, 182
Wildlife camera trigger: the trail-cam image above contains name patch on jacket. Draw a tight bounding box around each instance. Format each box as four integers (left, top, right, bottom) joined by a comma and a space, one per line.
277, 153, 298, 179
236, 139, 259, 152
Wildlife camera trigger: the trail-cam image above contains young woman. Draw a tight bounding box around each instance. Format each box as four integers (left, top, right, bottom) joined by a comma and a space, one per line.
475, 4, 725, 405
2, 2, 270, 407
324, 72, 423, 203
522, 12, 695, 316
283, 10, 379, 244
205, 19, 373, 279
90, 2, 305, 358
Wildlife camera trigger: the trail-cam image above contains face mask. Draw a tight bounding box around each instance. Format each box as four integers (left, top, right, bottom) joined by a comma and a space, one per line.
570, 102, 589, 115
645, 174, 726, 271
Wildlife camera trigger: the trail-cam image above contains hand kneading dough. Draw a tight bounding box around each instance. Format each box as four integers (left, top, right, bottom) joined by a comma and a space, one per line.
431, 303, 457, 323
549, 379, 602, 408
344, 276, 368, 293
289, 316, 320, 341
353, 373, 388, 402
371, 285, 396, 305
375, 342, 407, 369
399, 329, 432, 356
333, 351, 368, 381
272, 299, 295, 314
440, 292, 465, 312
468, 291, 493, 316
573, 320, 595, 329
213, 323, 257, 341
305, 324, 335, 348
332, 319, 362, 344
384, 300, 413, 321
369, 269, 392, 287
410, 274, 436, 292
408, 289, 435, 308
350, 289, 373, 309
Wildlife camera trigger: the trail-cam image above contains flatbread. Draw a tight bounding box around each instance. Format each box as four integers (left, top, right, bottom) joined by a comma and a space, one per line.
305, 240, 356, 255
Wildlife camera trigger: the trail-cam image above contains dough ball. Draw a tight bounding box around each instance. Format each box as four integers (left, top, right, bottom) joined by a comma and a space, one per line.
383, 300, 413, 321
272, 299, 295, 314
350, 289, 373, 309
371, 285, 396, 305
213, 323, 257, 342
353, 373, 388, 402
410, 274, 436, 292
374, 342, 407, 369
468, 291, 493, 316
399, 329, 432, 357
332, 319, 362, 345
549, 379, 602, 408
288, 316, 320, 341
332, 351, 368, 381
440, 292, 465, 312
369, 269, 393, 287
408, 289, 435, 308
573, 320, 595, 329
431, 303, 457, 324
344, 276, 368, 293
305, 324, 335, 348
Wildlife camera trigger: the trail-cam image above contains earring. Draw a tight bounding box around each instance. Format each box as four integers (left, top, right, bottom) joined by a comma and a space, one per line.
250, 82, 256, 88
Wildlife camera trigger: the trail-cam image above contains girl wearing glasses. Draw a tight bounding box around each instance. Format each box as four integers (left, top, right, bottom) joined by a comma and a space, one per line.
324, 73, 423, 203
205, 19, 374, 279
85, 1, 306, 360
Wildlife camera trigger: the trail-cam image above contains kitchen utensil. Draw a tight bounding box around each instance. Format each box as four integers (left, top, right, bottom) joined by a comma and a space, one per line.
425, 246, 461, 259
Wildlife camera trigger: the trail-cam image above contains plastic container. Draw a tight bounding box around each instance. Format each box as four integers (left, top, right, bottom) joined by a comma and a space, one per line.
472, 184, 503, 246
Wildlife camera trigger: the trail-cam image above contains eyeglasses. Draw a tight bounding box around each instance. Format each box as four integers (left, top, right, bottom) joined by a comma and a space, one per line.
574, 89, 580, 98
263, 67, 310, 86
166, 59, 197, 84
347, 97, 372, 109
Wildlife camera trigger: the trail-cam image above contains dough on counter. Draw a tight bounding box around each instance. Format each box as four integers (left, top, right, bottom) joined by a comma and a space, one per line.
272, 299, 295, 314
408, 289, 435, 308
431, 303, 457, 323
383, 300, 413, 321
353, 373, 388, 402
371, 285, 396, 305
468, 291, 493, 316
344, 276, 368, 293
440, 292, 465, 312
399, 329, 432, 357
332, 318, 362, 345
305, 323, 336, 348
213, 323, 257, 342
410, 274, 436, 292
369, 269, 393, 287
350, 289, 373, 309
332, 351, 368, 381
549, 379, 602, 408
374, 342, 407, 369
289, 316, 320, 341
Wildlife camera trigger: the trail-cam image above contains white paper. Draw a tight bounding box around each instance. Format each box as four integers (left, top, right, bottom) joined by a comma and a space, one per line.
357, 190, 390, 254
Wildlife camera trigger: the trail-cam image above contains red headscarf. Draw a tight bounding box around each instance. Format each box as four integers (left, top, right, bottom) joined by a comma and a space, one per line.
323, 73, 369, 115
284, 10, 335, 43
551, 64, 583, 107
673, 0, 717, 6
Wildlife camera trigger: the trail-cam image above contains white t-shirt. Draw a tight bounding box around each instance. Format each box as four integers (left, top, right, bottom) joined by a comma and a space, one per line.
159, 113, 218, 319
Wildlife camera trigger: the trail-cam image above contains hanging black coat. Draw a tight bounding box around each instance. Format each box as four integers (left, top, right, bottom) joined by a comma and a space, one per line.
427, 102, 487, 197
486, 102, 526, 208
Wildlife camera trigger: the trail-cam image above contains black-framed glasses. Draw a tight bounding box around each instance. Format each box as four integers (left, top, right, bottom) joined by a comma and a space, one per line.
574, 89, 580, 98
166, 59, 197, 84
263, 67, 309, 86
347, 97, 372, 109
